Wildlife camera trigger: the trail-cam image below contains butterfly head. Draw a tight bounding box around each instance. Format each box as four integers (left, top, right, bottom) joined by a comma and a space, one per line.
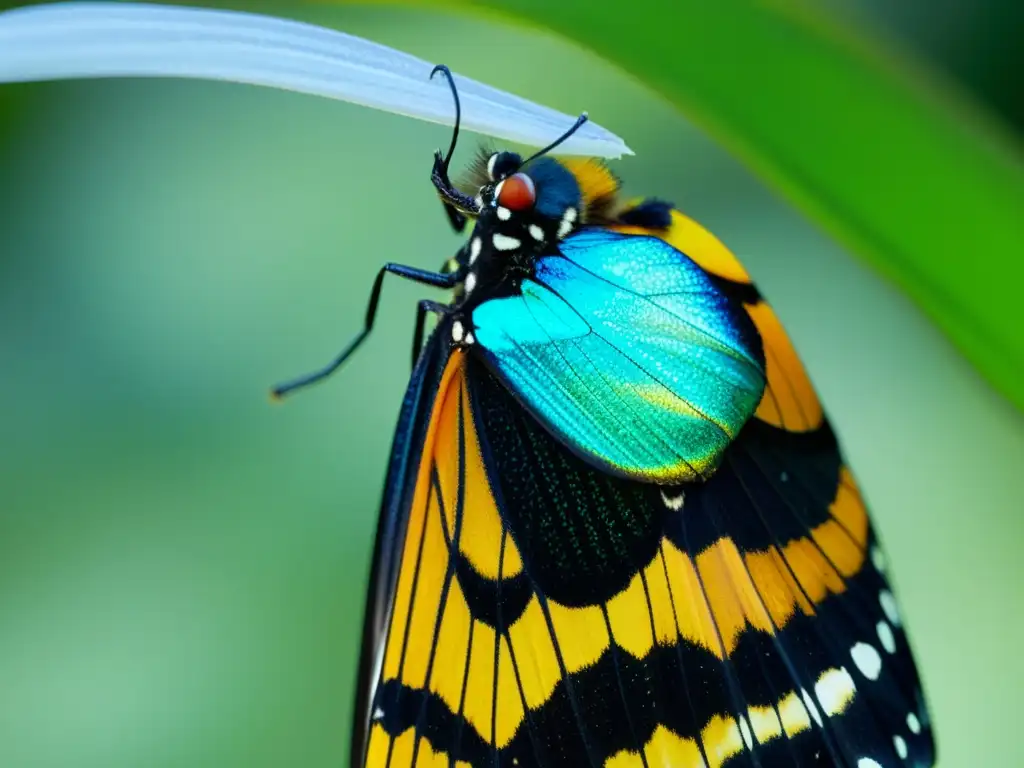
473, 152, 582, 251
427, 65, 616, 307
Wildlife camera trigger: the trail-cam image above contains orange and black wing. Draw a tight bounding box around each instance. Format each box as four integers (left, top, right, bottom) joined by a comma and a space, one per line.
352, 207, 934, 767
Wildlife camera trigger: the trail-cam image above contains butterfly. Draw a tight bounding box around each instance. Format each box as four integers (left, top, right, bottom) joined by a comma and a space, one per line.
273, 65, 935, 768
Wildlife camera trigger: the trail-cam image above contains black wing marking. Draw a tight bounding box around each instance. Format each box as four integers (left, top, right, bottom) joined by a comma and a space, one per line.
350, 326, 451, 768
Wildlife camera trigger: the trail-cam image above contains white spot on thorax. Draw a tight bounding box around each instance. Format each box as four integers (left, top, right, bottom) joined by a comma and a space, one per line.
871, 545, 886, 572
880, 590, 901, 626
452, 320, 465, 343
496, 205, 511, 221
557, 209, 578, 238
557, 206, 578, 238
464, 272, 477, 295
894, 734, 908, 759
876, 620, 896, 654
907, 712, 921, 734
802, 688, 823, 727
851, 642, 882, 681
493, 233, 522, 251
660, 489, 685, 511
814, 667, 856, 716
469, 236, 482, 264
739, 716, 753, 750
529, 224, 545, 242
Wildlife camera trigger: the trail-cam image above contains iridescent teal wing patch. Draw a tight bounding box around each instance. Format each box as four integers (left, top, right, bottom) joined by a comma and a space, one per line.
470, 228, 766, 483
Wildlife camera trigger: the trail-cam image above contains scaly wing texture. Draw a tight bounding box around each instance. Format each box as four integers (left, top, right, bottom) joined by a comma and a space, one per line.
471, 229, 766, 485
360, 347, 933, 766
357, 196, 933, 766
613, 207, 822, 434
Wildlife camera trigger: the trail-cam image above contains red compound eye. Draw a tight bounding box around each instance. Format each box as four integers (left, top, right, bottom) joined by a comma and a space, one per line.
496, 173, 536, 211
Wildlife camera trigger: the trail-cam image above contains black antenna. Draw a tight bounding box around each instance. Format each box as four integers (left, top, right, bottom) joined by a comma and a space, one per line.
522, 112, 590, 165
429, 64, 480, 226
430, 64, 461, 175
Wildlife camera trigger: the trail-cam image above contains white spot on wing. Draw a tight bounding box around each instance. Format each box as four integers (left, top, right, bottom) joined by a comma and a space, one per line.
365, 641, 387, 731
452, 320, 464, 343
529, 224, 545, 241
497, 205, 511, 221
871, 545, 886, 572
877, 620, 896, 654
464, 272, 477, 295
894, 734, 908, 759
372, 706, 384, 721
465, 332, 475, 345
487, 152, 498, 180
814, 667, 856, 716
857, 760, 883, 768
880, 590, 901, 626
469, 236, 482, 264
907, 712, 921, 734
660, 489, 685, 511
851, 642, 882, 681
493, 233, 521, 251
802, 688, 823, 727
739, 716, 753, 750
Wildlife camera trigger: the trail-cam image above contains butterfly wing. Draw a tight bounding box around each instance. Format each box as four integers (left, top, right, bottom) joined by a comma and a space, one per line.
360, 344, 544, 767
470, 229, 767, 485
349, 327, 452, 767
355, 204, 934, 767
612, 204, 823, 434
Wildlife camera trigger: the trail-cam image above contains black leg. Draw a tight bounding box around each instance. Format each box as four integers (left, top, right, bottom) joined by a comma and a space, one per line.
271, 264, 457, 400
411, 299, 450, 369
431, 149, 477, 232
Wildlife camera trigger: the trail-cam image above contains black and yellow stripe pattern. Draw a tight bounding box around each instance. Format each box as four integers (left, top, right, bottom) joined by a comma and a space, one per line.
352, 170, 934, 767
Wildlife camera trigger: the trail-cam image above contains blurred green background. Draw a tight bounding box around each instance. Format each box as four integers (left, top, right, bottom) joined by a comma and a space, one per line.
1, 3, 1022, 767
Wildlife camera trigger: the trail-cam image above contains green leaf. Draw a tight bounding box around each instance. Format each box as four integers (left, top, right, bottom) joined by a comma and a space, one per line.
361, 0, 1024, 410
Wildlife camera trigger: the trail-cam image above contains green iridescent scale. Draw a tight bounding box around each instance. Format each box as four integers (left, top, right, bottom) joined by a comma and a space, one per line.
471, 228, 766, 484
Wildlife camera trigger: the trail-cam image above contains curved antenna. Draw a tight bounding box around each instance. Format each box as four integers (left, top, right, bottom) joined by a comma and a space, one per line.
429, 63, 480, 224
522, 112, 590, 165
430, 64, 461, 174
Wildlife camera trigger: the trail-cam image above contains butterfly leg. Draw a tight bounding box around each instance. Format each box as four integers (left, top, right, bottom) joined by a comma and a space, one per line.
411, 299, 450, 369
432, 150, 479, 234
271, 263, 457, 399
